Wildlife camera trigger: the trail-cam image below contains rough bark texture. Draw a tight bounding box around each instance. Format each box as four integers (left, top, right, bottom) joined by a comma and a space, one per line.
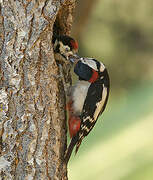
0, 0, 76, 179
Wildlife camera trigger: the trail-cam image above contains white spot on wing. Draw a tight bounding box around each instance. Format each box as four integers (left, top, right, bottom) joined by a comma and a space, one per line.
83, 116, 94, 123
82, 126, 90, 132
94, 85, 108, 120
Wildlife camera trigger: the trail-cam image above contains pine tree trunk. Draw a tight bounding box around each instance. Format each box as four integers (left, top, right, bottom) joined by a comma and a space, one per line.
0, 0, 75, 179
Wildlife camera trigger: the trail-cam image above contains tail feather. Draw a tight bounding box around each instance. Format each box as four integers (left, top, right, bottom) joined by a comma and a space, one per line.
75, 140, 82, 154
64, 134, 79, 164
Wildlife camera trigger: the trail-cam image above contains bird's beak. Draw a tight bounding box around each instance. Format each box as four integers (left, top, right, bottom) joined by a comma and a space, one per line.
69, 54, 80, 63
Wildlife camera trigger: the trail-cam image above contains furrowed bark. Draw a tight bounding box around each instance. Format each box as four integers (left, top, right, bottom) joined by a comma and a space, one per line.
0, 0, 76, 179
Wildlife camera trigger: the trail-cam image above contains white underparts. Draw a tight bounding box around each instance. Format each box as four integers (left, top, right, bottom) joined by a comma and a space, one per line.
71, 80, 90, 115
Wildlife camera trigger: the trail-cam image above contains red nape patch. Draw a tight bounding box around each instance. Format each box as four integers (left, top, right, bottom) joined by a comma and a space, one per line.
70, 40, 78, 50
89, 69, 99, 83
68, 116, 81, 138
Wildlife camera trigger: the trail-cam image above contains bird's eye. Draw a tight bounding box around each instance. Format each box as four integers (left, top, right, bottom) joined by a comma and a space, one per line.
65, 47, 70, 52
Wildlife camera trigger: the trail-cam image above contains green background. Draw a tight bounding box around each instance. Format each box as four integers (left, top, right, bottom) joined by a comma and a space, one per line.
69, 0, 153, 179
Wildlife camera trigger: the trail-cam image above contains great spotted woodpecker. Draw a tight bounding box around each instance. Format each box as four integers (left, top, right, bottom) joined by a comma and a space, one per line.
52, 35, 78, 63
52, 35, 110, 164
52, 35, 78, 92
65, 57, 110, 164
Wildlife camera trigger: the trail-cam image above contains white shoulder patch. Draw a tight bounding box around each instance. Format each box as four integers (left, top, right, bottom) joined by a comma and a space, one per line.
93, 85, 108, 120
100, 62, 105, 72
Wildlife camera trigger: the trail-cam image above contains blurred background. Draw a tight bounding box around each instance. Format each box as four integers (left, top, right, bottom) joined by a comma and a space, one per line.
69, 0, 153, 179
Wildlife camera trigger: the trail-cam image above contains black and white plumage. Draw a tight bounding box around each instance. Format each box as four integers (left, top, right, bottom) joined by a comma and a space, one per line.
52, 35, 110, 163
52, 35, 78, 63
65, 57, 110, 163
52, 35, 78, 93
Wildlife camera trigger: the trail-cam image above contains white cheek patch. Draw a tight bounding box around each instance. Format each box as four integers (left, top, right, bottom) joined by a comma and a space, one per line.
81, 58, 98, 71
80, 57, 106, 72
59, 42, 71, 56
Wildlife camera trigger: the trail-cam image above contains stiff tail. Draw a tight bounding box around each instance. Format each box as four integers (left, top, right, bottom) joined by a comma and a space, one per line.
75, 139, 82, 154
64, 134, 79, 164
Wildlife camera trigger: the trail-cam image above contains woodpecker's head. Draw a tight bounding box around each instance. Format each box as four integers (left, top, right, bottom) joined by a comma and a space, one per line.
53, 35, 78, 62
69, 57, 108, 83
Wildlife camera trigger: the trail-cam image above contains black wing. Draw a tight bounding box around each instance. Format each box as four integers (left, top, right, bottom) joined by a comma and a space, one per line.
75, 75, 109, 153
